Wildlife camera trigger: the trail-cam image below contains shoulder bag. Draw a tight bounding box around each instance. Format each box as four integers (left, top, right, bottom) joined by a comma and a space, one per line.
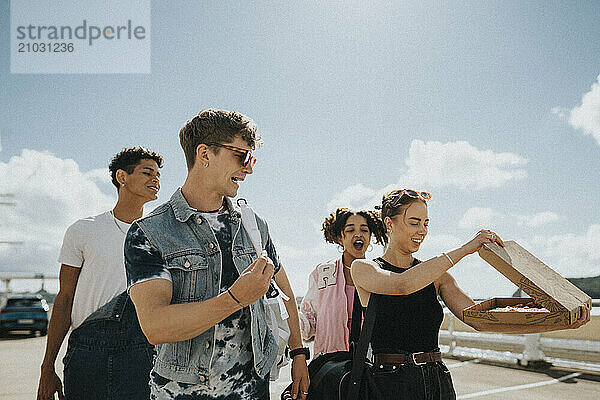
282, 291, 382, 400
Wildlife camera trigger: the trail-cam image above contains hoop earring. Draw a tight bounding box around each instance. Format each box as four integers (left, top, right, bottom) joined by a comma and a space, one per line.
367, 244, 373, 252
337, 245, 344, 254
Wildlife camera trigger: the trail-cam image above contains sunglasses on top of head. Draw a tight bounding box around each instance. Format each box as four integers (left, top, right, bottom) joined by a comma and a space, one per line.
391, 189, 432, 206
206, 142, 256, 168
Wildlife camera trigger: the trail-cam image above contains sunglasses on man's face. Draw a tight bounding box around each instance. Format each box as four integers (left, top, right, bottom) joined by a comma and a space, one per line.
206, 143, 256, 168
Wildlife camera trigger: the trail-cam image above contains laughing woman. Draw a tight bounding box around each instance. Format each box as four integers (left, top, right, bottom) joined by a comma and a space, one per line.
299, 208, 386, 357
351, 189, 591, 400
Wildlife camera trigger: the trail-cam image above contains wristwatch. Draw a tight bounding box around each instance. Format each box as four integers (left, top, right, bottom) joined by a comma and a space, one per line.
289, 347, 311, 360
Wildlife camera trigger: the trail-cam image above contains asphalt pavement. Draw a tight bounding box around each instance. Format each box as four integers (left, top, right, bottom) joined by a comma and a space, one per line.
1, 333, 599, 400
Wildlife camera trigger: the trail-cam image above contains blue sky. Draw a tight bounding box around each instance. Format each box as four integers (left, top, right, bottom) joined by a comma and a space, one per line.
1, 1, 599, 298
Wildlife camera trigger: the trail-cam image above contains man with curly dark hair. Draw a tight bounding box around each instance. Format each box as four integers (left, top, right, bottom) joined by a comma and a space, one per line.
298, 208, 386, 356
38, 147, 163, 400
108, 147, 163, 191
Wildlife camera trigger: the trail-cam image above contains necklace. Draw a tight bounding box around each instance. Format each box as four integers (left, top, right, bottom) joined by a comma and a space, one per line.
342, 262, 355, 286
110, 210, 127, 235
197, 201, 227, 213
342, 255, 354, 270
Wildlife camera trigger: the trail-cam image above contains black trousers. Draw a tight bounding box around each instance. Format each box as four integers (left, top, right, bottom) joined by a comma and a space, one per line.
372, 361, 456, 400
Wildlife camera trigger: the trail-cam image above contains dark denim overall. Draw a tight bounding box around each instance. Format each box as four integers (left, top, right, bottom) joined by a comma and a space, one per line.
63, 291, 155, 400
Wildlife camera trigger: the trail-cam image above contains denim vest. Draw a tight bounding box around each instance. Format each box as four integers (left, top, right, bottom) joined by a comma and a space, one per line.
134, 188, 277, 384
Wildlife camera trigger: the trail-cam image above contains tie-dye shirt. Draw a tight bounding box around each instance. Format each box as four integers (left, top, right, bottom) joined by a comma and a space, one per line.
128, 209, 270, 400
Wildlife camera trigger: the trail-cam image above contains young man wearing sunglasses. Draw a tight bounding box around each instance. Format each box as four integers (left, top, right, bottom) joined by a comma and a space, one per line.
125, 109, 309, 399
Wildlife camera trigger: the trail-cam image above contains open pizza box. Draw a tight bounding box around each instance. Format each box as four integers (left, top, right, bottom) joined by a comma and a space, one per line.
462, 241, 592, 326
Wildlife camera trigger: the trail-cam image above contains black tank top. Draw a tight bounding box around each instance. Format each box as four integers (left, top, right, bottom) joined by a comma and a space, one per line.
370, 257, 444, 354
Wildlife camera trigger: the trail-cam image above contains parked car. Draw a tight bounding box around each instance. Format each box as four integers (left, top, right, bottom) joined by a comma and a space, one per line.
0, 294, 49, 336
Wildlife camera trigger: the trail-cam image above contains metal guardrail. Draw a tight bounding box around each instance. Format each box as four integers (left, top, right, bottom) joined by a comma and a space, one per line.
0, 273, 59, 298
440, 302, 600, 372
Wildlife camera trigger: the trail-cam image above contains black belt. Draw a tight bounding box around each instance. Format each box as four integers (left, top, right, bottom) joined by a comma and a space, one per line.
374, 351, 442, 366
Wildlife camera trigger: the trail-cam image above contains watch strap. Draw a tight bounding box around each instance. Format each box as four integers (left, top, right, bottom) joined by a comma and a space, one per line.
289, 347, 310, 360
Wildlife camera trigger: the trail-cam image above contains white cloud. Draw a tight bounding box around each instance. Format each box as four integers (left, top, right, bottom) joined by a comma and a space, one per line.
0, 149, 115, 274
326, 183, 378, 212
568, 75, 600, 145
459, 208, 561, 231
555, 75, 600, 146
458, 207, 502, 229
326, 140, 528, 214
551, 106, 569, 119
401, 140, 528, 190
542, 224, 600, 277
480, 223, 600, 279
518, 211, 561, 227
85, 167, 112, 186
453, 207, 600, 281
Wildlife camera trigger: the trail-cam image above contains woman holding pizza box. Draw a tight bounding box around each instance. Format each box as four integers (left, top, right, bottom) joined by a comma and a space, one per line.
351, 188, 591, 400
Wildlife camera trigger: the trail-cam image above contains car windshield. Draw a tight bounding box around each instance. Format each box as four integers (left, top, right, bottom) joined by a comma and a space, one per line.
6, 298, 42, 307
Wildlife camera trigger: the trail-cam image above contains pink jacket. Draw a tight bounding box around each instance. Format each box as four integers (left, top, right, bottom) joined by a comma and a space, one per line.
299, 258, 351, 356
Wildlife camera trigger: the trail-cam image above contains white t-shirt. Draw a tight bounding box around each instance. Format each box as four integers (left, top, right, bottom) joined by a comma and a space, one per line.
58, 211, 131, 329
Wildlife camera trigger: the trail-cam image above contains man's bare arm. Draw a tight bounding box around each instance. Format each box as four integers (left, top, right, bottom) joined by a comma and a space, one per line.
130, 251, 274, 345
130, 279, 242, 344
274, 267, 310, 399
273, 268, 302, 350
37, 265, 80, 400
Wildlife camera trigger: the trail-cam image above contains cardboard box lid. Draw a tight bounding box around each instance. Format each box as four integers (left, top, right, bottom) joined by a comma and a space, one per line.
478, 241, 591, 312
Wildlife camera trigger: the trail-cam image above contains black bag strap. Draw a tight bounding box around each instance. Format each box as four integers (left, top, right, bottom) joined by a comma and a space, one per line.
346, 291, 379, 400
349, 288, 363, 344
